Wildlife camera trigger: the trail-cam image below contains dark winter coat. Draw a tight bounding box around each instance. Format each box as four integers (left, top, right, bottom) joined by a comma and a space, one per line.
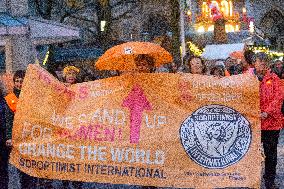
5, 88, 20, 140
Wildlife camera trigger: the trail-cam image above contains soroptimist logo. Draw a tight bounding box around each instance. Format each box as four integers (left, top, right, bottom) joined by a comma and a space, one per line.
180, 105, 251, 169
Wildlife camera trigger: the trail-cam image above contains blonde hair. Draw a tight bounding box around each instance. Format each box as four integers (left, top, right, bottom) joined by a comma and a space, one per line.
63, 66, 80, 77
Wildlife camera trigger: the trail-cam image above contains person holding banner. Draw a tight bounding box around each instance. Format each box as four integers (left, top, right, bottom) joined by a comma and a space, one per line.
243, 49, 255, 72
134, 54, 155, 74
112, 54, 157, 189
133, 54, 158, 189
252, 53, 283, 189
187, 56, 206, 74
4, 70, 36, 189
80, 54, 157, 189
61, 65, 84, 189
210, 64, 226, 78
63, 65, 80, 86
119, 54, 155, 76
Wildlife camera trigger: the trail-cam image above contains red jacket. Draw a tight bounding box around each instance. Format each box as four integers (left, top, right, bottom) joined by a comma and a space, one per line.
260, 71, 284, 130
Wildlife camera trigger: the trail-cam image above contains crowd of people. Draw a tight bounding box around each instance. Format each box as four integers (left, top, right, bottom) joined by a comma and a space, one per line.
0, 48, 283, 189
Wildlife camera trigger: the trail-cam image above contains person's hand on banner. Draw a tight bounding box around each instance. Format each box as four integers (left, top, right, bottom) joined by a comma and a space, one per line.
6, 139, 12, 147
261, 112, 268, 119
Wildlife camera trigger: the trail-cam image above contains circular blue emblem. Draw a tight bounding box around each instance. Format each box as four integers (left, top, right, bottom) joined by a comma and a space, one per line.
180, 105, 252, 169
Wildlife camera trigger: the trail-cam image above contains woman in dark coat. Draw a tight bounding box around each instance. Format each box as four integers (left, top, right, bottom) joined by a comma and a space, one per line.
0, 85, 8, 189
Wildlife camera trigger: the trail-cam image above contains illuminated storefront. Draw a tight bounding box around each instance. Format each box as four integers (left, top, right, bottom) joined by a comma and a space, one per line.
195, 0, 241, 33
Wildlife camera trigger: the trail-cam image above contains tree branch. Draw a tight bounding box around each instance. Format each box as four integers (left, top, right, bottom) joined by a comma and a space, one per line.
34, 0, 45, 17
112, 10, 132, 20
67, 1, 96, 14
109, 0, 136, 8
84, 27, 98, 35
67, 14, 99, 26
41, 0, 54, 19
60, 11, 72, 23
59, 1, 96, 22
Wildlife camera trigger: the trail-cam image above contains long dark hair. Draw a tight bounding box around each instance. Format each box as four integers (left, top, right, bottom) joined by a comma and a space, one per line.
271, 60, 284, 79
244, 49, 255, 65
13, 70, 26, 82
210, 65, 225, 77
134, 54, 156, 73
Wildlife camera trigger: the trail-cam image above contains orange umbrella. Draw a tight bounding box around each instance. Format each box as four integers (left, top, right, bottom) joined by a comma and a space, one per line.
95, 41, 173, 71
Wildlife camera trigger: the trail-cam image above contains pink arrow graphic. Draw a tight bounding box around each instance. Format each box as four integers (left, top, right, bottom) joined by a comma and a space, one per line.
122, 84, 152, 144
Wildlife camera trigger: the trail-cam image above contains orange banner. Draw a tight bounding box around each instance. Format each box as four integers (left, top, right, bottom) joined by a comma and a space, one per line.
11, 64, 262, 188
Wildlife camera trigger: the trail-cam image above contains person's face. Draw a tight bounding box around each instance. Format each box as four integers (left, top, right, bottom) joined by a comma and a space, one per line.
275, 61, 283, 73
254, 58, 268, 73
225, 58, 236, 69
190, 58, 203, 74
135, 59, 151, 73
235, 64, 243, 74
65, 71, 77, 84
212, 68, 224, 77
212, 129, 221, 139
14, 77, 24, 90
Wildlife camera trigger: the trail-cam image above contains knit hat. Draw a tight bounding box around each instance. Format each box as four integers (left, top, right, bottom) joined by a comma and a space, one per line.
63, 66, 80, 77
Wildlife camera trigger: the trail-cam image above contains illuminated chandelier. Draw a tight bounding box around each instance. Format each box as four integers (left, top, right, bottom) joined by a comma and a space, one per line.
195, 0, 241, 33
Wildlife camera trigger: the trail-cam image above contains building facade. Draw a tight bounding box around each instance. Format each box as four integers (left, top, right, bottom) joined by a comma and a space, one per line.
107, 0, 283, 51
247, 0, 284, 50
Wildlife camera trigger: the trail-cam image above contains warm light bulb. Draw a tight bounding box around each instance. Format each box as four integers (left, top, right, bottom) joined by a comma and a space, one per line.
242, 7, 246, 14
197, 26, 205, 33
225, 24, 235, 33
187, 10, 192, 16
208, 25, 214, 32
235, 25, 239, 32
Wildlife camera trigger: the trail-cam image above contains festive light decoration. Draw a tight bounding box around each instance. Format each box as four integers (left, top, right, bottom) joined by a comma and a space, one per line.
187, 41, 204, 57
195, 0, 240, 33
42, 50, 50, 66
186, 10, 192, 17
248, 46, 284, 59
